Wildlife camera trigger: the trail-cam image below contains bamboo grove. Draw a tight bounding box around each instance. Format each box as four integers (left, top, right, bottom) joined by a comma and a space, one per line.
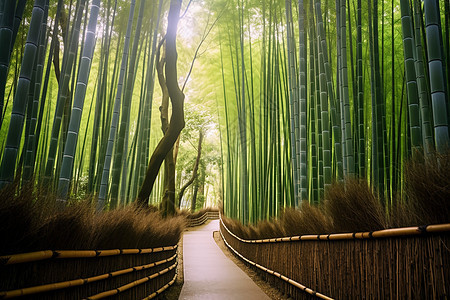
218, 0, 450, 224
0, 0, 189, 211
0, 0, 449, 223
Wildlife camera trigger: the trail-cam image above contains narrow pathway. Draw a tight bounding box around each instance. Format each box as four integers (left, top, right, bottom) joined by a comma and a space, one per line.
179, 220, 270, 300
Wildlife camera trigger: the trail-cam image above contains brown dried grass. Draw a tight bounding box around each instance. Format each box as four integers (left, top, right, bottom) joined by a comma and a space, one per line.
324, 178, 387, 233
281, 201, 332, 236
402, 150, 450, 224
0, 186, 185, 256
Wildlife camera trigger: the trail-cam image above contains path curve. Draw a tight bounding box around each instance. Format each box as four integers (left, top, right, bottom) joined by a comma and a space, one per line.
179, 219, 270, 299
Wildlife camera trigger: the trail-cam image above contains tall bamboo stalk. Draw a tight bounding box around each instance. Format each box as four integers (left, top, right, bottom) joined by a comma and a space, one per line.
399, 0, 422, 154
97, 0, 137, 210
0, 0, 46, 188
424, 0, 449, 152
43, 0, 86, 190
57, 0, 101, 201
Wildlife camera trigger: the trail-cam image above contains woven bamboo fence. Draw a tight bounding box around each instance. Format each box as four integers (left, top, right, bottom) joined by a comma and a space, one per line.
0, 245, 178, 299
187, 211, 219, 227
220, 217, 450, 299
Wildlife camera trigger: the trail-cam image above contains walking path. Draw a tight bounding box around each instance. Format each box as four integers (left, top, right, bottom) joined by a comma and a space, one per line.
179, 220, 270, 300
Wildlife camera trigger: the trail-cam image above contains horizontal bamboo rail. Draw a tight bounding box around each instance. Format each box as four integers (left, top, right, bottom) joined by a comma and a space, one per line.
219, 228, 333, 300
219, 215, 450, 299
187, 211, 219, 227
0, 245, 177, 265
0, 254, 177, 299
0, 244, 178, 299
221, 218, 450, 243
85, 261, 177, 300
142, 273, 177, 300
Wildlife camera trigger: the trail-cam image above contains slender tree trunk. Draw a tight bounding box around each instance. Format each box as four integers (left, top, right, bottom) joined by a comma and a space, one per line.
178, 130, 203, 209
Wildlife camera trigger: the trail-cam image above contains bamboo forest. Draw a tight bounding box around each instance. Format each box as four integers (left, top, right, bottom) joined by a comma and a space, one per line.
0, 0, 449, 299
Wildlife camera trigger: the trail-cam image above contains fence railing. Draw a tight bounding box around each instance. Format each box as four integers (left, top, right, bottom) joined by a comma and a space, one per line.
187, 211, 219, 227
220, 216, 450, 299
0, 245, 178, 299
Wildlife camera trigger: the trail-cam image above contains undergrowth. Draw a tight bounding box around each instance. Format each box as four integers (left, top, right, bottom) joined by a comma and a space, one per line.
0, 185, 186, 256
223, 151, 450, 239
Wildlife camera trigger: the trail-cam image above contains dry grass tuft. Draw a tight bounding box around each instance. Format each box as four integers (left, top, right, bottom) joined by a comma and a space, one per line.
252, 220, 285, 239
403, 151, 450, 224
0, 187, 185, 256
221, 216, 252, 240
324, 179, 387, 232
282, 202, 332, 236
0, 183, 38, 254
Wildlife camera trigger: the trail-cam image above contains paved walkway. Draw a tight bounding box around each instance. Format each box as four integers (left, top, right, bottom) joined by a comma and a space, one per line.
179, 220, 270, 300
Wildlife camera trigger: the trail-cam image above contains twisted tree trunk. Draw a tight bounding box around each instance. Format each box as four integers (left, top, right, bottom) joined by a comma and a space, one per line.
137, 0, 185, 211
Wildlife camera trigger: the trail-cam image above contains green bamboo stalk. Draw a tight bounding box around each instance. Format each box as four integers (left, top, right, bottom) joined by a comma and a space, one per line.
339, 0, 355, 175
356, 0, 365, 177
43, 0, 86, 189
0, 0, 46, 188
10, 0, 27, 59
424, 0, 449, 152
34, 0, 64, 168
237, 0, 248, 224
315, 0, 332, 189
88, 0, 113, 194
314, 6, 323, 200
110, 0, 146, 206
23, 0, 50, 182
298, 0, 307, 202
308, 4, 318, 204
73, 79, 96, 196
413, 0, 433, 154
137, 0, 162, 197
285, 0, 299, 206
57, 0, 101, 201
97, 0, 136, 209
0, 0, 16, 125
399, 0, 423, 154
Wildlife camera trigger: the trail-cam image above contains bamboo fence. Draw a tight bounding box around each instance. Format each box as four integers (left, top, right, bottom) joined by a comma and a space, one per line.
0, 245, 178, 299
187, 211, 219, 227
220, 217, 450, 299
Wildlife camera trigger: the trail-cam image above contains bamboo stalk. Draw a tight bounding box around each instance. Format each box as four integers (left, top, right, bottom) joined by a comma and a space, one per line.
0, 245, 177, 265
0, 254, 176, 299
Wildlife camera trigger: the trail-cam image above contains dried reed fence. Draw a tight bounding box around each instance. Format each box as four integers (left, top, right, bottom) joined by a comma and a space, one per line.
0, 245, 178, 299
187, 211, 219, 227
220, 217, 450, 299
